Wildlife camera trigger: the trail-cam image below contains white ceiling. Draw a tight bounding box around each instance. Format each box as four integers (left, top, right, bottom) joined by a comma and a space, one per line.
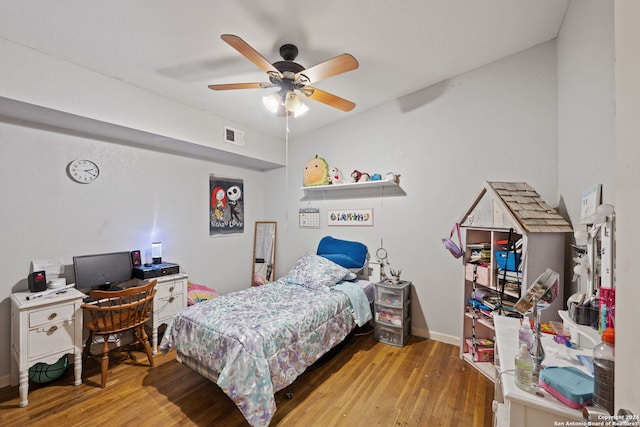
0, 0, 569, 139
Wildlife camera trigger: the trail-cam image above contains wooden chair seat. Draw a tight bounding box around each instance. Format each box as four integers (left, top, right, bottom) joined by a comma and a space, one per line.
81, 280, 157, 388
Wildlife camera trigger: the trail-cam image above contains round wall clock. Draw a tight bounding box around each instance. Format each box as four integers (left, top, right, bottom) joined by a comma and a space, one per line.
67, 159, 100, 184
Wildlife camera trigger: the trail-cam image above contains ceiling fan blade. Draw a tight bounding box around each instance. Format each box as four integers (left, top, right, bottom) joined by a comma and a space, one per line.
300, 87, 356, 112
208, 82, 272, 91
221, 34, 281, 76
295, 53, 359, 85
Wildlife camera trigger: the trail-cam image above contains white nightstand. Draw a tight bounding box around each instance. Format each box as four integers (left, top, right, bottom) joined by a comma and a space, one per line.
149, 273, 188, 354
10, 288, 85, 407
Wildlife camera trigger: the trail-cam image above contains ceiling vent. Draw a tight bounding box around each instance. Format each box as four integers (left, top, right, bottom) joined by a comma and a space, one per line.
224, 126, 245, 146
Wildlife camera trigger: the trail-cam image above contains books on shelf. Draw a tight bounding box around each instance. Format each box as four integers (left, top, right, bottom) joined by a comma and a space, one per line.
468, 243, 491, 264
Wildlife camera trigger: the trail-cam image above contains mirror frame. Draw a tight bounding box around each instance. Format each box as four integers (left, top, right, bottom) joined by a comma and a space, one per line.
252, 221, 277, 286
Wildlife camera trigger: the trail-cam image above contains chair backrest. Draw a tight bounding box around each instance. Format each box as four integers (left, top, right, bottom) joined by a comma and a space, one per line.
83, 280, 157, 335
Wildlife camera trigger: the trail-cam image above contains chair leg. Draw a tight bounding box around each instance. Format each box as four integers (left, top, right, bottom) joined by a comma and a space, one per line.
138, 326, 155, 367
83, 331, 94, 365
100, 338, 110, 388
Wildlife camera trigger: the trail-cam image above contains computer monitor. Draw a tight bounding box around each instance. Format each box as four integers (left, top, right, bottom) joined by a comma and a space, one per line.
73, 251, 133, 293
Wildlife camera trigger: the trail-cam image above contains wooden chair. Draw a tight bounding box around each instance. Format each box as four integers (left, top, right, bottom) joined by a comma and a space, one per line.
81, 280, 157, 388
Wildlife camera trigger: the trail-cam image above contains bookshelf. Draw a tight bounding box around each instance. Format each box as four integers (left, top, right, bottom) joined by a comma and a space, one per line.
458, 182, 572, 382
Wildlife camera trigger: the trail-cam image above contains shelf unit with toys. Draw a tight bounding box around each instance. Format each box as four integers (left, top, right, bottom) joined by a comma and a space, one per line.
459, 182, 572, 382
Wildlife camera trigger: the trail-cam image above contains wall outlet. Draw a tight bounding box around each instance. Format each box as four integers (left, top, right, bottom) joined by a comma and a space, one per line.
224, 126, 245, 146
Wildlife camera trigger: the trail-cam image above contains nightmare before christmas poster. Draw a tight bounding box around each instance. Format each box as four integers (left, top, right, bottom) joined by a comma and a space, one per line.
210, 175, 244, 236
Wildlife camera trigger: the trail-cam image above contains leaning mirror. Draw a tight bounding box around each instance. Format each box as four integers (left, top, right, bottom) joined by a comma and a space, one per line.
252, 221, 277, 286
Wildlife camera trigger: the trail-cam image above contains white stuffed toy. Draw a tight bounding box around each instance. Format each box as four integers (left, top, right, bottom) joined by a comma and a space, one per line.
328, 167, 345, 184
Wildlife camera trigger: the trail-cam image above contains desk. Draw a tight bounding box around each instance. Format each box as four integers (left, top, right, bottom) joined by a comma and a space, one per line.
493, 315, 593, 427
82, 274, 188, 355
10, 288, 85, 407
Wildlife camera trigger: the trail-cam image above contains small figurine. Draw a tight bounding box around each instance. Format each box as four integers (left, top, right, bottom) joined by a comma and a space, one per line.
385, 172, 400, 184
370, 173, 382, 181
351, 170, 370, 182
328, 166, 345, 184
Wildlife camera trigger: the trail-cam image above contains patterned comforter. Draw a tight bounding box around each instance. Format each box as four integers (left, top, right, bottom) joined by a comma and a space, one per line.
160, 278, 370, 427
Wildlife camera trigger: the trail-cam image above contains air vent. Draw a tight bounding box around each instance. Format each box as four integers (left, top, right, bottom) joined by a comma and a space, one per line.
224, 126, 245, 146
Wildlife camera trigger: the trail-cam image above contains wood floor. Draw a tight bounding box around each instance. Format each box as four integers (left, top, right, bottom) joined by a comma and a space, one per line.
0, 331, 494, 426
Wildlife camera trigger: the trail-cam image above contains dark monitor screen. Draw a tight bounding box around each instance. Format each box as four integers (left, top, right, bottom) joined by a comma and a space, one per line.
73, 251, 132, 292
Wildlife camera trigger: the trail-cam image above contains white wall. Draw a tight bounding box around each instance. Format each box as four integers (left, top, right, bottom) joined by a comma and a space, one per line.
558, 0, 639, 414
557, 0, 616, 291
0, 37, 284, 166
0, 121, 272, 383
269, 41, 560, 344
614, 0, 640, 416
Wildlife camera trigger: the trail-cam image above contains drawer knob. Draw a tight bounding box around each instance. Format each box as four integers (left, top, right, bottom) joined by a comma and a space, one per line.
48, 313, 57, 320
168, 296, 175, 303
169, 286, 174, 292
47, 325, 58, 334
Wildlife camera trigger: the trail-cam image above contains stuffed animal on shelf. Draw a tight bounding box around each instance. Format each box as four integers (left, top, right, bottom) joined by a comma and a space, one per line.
351, 170, 370, 182
385, 172, 400, 184
370, 173, 382, 181
303, 155, 330, 186
328, 167, 345, 184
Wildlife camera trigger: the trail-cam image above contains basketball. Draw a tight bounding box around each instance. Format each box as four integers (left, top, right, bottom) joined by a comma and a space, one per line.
28, 356, 68, 384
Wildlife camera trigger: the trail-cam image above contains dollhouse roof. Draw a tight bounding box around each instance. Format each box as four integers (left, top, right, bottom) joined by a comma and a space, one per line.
459, 181, 573, 234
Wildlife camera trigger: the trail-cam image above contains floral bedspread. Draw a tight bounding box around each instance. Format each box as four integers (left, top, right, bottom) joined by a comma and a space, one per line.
160, 279, 366, 427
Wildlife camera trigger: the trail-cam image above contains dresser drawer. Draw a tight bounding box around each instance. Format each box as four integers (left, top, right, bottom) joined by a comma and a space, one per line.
155, 293, 184, 321
28, 319, 75, 359
156, 281, 183, 298
29, 303, 75, 328
374, 301, 410, 326
375, 319, 411, 347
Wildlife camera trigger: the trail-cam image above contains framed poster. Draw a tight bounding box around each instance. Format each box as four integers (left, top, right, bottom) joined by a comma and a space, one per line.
210, 175, 244, 236
580, 184, 602, 224
327, 208, 373, 226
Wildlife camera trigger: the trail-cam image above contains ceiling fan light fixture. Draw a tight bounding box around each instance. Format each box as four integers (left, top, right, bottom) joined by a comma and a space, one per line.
293, 103, 309, 118
262, 92, 281, 113
283, 90, 308, 117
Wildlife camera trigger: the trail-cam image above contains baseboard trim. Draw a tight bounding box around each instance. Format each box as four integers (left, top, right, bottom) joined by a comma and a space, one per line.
0, 375, 10, 389
411, 327, 459, 346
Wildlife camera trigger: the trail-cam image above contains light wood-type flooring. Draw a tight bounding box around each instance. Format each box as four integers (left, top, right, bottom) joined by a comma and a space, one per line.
0, 330, 494, 426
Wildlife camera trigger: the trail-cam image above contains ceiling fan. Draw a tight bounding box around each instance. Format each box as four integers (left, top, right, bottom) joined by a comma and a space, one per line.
208, 34, 359, 116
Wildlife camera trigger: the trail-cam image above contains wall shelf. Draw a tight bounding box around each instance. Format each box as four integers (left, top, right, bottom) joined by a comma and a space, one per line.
300, 179, 406, 200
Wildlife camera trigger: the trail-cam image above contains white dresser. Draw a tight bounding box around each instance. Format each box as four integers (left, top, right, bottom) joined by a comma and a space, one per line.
10, 288, 85, 407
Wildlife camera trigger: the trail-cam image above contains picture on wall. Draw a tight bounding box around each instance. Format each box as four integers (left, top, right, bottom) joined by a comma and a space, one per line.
327, 208, 374, 226
210, 175, 244, 236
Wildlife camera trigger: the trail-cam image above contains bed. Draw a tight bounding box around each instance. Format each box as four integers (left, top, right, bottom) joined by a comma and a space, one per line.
160, 241, 378, 427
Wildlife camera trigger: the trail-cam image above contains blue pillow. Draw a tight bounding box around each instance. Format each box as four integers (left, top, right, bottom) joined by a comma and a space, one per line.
316, 236, 368, 269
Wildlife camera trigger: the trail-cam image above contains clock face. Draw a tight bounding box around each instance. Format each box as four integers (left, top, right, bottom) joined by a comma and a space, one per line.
67, 159, 99, 184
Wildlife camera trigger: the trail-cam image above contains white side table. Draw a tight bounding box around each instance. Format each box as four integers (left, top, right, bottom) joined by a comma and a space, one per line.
10, 288, 85, 407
